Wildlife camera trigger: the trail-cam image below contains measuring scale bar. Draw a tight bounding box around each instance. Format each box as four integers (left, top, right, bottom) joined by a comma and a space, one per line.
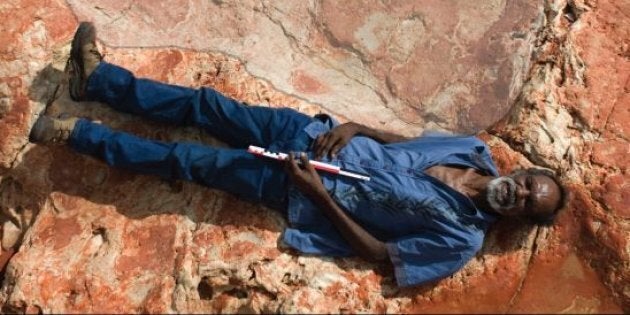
247, 145, 370, 181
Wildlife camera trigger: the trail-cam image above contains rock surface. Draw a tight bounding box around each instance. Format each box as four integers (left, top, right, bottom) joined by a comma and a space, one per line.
0, 0, 627, 313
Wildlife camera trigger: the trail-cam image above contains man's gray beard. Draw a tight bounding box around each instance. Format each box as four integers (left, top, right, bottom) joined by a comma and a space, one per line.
487, 176, 517, 211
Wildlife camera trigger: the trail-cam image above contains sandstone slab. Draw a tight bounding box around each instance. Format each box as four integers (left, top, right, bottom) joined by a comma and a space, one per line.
67, 0, 541, 134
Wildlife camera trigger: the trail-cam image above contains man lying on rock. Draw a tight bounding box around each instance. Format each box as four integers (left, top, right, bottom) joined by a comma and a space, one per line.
30, 22, 568, 287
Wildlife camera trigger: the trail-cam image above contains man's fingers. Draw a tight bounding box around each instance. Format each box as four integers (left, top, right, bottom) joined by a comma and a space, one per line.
321, 139, 336, 159
330, 139, 345, 158
300, 152, 316, 173
317, 133, 336, 159
286, 152, 300, 174
314, 134, 324, 150
315, 133, 330, 159
300, 152, 309, 164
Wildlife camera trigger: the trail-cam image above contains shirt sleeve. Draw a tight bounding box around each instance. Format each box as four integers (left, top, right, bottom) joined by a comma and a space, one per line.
282, 227, 354, 257
385, 229, 480, 287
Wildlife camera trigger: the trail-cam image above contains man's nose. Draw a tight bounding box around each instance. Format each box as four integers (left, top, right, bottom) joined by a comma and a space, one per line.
516, 186, 530, 198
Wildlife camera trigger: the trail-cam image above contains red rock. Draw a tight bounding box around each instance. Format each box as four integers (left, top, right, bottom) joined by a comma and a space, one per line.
290, 70, 329, 94
136, 50, 184, 82
36, 216, 82, 250
0, 0, 627, 313
568, 0, 629, 134
116, 219, 177, 276
592, 173, 629, 218
604, 80, 630, 138
507, 198, 623, 313
509, 250, 623, 313
591, 139, 629, 170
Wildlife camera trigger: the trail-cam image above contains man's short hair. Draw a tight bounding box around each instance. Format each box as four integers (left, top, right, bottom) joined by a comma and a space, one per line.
511, 168, 570, 226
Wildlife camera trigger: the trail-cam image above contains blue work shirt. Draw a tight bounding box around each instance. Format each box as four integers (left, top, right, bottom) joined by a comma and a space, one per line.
282, 116, 499, 287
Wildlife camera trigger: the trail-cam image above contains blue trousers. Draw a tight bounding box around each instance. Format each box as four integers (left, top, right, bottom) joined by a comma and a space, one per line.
69, 62, 315, 210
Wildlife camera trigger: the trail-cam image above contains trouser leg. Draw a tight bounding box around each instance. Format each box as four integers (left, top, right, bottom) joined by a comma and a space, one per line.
85, 62, 314, 148
68, 119, 289, 210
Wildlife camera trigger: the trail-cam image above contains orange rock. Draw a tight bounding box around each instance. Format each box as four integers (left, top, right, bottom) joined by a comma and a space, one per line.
0, 0, 627, 313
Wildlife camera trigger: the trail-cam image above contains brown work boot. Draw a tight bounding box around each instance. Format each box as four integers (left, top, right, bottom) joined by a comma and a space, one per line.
29, 115, 79, 144
68, 22, 102, 101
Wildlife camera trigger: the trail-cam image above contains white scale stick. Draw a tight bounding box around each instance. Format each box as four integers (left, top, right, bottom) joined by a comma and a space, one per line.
248, 145, 370, 181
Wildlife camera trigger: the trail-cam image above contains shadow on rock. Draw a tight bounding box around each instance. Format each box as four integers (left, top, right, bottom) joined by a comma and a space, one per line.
27, 64, 66, 114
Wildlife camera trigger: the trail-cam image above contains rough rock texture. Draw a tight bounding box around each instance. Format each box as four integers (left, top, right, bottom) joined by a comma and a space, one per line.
0, 0, 627, 313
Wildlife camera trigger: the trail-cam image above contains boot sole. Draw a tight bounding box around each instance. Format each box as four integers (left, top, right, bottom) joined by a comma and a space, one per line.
69, 22, 96, 102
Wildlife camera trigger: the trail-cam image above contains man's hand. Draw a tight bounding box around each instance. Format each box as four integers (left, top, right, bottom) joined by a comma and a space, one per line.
313, 121, 412, 160
285, 152, 328, 199
313, 122, 359, 160
284, 152, 388, 262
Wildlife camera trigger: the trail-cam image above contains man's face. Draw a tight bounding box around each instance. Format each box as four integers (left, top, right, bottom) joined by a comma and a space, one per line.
486, 172, 561, 218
